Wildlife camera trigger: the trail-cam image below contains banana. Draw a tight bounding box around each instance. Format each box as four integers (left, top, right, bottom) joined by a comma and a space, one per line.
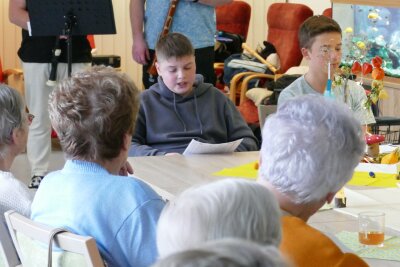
380, 148, 400, 164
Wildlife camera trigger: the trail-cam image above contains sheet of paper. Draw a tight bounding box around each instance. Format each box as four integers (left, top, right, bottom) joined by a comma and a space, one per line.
183, 139, 243, 155
336, 231, 400, 261
27, 21, 32, 36
342, 187, 383, 207
352, 188, 400, 205
380, 144, 399, 154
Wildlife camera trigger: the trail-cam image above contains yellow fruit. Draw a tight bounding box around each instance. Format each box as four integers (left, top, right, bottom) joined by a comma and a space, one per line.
254, 162, 259, 170
380, 148, 399, 164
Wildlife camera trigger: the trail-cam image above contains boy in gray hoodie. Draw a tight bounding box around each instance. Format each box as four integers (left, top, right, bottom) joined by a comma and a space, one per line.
130, 33, 258, 156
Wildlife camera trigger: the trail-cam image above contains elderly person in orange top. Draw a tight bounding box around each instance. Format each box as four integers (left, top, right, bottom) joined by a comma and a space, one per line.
258, 95, 368, 267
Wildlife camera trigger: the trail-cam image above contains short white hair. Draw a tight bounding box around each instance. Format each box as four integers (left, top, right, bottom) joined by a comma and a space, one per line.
152, 238, 289, 267
157, 179, 281, 257
259, 95, 365, 204
0, 84, 24, 158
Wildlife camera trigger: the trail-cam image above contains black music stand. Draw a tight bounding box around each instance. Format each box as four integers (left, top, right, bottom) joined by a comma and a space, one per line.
27, 0, 116, 77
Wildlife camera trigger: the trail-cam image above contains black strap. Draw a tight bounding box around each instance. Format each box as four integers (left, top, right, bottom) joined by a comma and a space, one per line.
47, 228, 68, 267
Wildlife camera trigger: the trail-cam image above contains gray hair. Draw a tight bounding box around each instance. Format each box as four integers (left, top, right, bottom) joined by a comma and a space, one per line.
0, 84, 25, 158
259, 95, 365, 204
49, 66, 140, 161
152, 238, 289, 267
157, 179, 281, 257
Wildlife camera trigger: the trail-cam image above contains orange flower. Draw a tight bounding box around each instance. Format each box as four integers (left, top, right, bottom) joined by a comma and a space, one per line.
351, 61, 362, 74
362, 62, 372, 76
371, 67, 385, 80
371, 56, 383, 68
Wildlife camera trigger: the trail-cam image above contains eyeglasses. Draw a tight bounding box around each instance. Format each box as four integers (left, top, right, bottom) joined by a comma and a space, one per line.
27, 113, 35, 125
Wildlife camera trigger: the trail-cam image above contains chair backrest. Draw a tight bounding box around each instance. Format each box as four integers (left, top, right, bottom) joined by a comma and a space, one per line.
0, 220, 20, 267
322, 7, 332, 18
86, 35, 96, 50
266, 3, 313, 74
5, 210, 105, 267
216, 0, 251, 40
0, 56, 25, 98
258, 104, 277, 130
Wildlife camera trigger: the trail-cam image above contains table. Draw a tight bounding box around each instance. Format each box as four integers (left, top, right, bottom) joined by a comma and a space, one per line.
128, 151, 259, 199
128, 152, 400, 266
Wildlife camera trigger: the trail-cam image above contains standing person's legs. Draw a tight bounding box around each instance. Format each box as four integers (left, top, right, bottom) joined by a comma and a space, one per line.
22, 62, 53, 188
56, 63, 91, 80
23, 62, 90, 188
195, 46, 216, 85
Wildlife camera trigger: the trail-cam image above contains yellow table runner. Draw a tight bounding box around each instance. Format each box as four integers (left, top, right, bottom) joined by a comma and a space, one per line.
213, 161, 399, 187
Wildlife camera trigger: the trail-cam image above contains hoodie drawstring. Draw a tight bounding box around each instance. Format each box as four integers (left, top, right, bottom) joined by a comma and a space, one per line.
173, 93, 187, 132
172, 91, 204, 135
193, 93, 203, 135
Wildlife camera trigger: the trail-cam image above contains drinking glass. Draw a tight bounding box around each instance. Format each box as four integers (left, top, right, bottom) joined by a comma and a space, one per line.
358, 211, 385, 247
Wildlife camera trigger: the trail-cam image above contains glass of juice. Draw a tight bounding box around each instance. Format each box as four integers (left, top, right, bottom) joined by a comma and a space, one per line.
358, 211, 385, 247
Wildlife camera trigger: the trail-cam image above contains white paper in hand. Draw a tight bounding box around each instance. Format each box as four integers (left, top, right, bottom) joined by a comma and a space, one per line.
183, 139, 243, 155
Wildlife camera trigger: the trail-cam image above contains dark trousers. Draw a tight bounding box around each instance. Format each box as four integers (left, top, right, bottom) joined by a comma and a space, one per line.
142, 46, 216, 89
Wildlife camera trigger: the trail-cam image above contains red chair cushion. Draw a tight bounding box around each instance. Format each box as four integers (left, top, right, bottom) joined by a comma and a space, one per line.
322, 8, 332, 18
238, 99, 259, 124
267, 3, 313, 73
216, 1, 251, 39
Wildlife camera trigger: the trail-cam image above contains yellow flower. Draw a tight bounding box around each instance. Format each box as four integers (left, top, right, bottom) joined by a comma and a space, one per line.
371, 95, 379, 104
356, 41, 366, 50
379, 89, 388, 99
344, 27, 353, 33
372, 80, 384, 90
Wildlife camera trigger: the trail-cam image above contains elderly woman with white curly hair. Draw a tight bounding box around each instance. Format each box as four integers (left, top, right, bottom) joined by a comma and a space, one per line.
152, 238, 290, 267
156, 178, 282, 257
0, 84, 33, 227
257, 95, 368, 267
30, 66, 165, 267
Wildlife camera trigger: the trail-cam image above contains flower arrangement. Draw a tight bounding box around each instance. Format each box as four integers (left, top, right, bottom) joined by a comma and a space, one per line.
351, 55, 387, 109
335, 27, 388, 109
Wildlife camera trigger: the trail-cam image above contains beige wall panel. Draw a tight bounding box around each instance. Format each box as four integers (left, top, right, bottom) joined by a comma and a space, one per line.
94, 0, 142, 88
378, 78, 400, 117
0, 0, 4, 61
290, 0, 331, 15
1, 1, 22, 69
380, 88, 400, 117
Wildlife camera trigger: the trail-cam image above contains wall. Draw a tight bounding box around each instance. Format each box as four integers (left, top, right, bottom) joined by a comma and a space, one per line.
289, 0, 331, 15
4, 1, 398, 117
0, 1, 142, 87
1, 0, 330, 87
0, 0, 21, 70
